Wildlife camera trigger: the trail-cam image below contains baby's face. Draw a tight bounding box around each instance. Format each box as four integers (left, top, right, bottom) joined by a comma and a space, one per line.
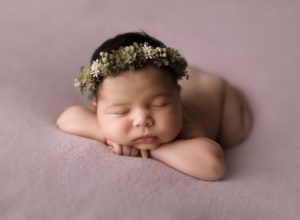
96, 66, 183, 150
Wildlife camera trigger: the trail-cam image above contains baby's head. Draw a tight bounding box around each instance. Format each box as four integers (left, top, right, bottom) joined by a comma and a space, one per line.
74, 31, 188, 150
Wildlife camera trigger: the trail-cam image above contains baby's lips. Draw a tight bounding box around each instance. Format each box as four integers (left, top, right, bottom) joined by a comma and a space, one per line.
132, 136, 158, 144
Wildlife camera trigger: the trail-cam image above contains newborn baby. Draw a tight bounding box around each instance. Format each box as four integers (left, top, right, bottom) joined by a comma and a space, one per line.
56, 31, 252, 181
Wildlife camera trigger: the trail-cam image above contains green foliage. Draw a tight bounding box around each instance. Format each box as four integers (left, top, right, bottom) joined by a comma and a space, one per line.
74, 42, 188, 101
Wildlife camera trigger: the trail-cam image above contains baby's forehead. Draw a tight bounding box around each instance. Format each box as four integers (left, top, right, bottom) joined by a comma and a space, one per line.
96, 66, 178, 99
99, 84, 172, 99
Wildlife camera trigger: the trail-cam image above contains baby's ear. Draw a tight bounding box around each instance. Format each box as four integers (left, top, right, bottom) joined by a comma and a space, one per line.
90, 101, 97, 112
92, 101, 97, 107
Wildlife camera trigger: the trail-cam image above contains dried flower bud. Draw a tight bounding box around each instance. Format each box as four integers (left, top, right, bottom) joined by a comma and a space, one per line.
74, 42, 188, 101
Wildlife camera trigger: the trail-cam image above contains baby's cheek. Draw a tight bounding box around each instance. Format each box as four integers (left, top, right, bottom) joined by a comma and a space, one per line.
102, 119, 131, 142
158, 109, 182, 140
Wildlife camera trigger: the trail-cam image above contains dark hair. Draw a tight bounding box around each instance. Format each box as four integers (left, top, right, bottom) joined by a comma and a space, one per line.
92, 31, 180, 101
91, 31, 166, 64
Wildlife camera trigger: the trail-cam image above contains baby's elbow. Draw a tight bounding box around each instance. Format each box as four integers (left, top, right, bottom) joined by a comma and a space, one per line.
56, 112, 68, 130
197, 143, 226, 181
56, 106, 81, 132
197, 158, 226, 182
56, 115, 64, 130
208, 158, 226, 181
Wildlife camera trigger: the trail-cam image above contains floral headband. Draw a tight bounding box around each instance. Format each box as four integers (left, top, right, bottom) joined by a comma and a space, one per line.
74, 42, 189, 101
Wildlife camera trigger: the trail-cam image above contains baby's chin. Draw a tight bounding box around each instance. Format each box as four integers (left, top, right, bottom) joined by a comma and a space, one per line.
133, 143, 161, 151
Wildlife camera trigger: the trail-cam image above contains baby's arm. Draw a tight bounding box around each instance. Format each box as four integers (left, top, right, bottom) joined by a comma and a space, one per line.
56, 106, 106, 142
56, 106, 147, 157
56, 107, 225, 180
150, 137, 226, 181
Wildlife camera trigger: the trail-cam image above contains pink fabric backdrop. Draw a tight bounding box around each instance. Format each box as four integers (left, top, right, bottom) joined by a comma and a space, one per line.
0, 0, 299, 219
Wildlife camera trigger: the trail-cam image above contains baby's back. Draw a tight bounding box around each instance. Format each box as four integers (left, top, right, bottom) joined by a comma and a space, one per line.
179, 66, 225, 140
179, 66, 252, 148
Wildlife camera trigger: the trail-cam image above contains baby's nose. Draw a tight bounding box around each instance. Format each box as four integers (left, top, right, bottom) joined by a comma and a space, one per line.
132, 110, 154, 127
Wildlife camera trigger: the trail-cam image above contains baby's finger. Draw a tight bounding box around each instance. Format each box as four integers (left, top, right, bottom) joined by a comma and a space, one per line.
130, 147, 139, 157
112, 143, 122, 155
122, 145, 131, 156
105, 139, 113, 147
140, 150, 149, 159
105, 140, 114, 152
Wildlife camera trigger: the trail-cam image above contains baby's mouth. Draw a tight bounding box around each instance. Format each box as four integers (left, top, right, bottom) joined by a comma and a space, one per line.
131, 135, 161, 150
132, 136, 158, 144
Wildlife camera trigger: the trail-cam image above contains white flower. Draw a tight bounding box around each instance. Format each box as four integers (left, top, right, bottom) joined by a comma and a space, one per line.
90, 59, 101, 77
74, 78, 81, 87
142, 43, 156, 59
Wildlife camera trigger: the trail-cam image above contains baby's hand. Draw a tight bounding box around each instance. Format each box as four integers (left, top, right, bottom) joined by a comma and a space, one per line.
105, 139, 150, 158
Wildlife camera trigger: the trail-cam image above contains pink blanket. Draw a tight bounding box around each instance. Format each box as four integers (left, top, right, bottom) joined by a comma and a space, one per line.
1, 0, 299, 219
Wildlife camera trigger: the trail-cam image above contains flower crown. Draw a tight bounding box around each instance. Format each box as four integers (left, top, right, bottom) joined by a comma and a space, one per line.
74, 42, 189, 101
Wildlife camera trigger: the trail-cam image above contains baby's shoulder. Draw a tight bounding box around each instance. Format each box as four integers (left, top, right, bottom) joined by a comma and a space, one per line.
179, 66, 225, 97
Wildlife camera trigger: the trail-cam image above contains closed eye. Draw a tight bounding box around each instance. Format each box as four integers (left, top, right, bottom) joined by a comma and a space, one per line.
111, 111, 129, 115
106, 109, 130, 116
151, 103, 169, 108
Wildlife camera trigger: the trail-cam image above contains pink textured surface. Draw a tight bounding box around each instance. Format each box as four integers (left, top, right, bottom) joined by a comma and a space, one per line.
1, 0, 299, 219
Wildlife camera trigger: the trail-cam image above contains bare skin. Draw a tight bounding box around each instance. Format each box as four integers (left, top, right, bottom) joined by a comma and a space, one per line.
56, 66, 252, 181
177, 66, 252, 147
